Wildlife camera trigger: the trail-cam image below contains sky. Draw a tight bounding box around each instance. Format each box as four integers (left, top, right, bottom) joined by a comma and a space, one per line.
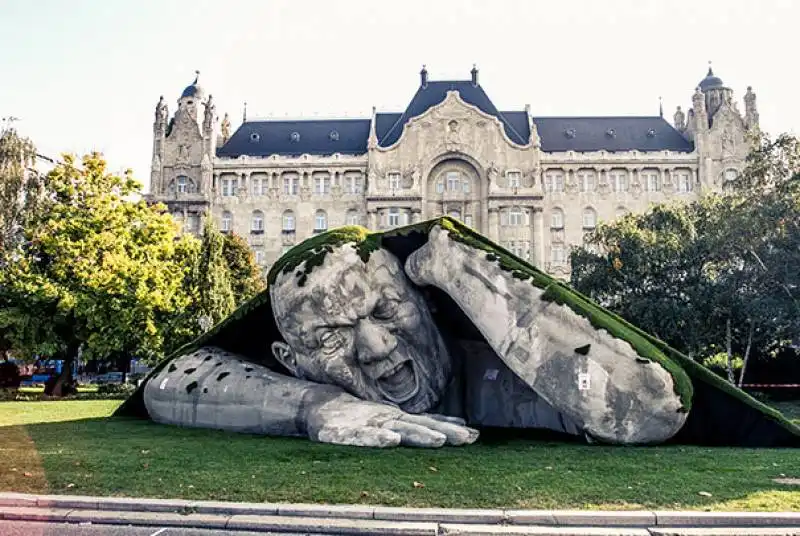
1, 0, 798, 192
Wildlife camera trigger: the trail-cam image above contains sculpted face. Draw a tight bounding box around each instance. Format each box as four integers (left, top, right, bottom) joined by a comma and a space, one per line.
270, 245, 452, 413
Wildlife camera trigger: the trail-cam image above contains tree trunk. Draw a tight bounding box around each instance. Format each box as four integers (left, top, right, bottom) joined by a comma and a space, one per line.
725, 317, 735, 384
738, 319, 755, 388
44, 342, 79, 397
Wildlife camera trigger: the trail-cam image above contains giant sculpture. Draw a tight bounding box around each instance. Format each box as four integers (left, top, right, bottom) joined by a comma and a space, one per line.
119, 218, 800, 448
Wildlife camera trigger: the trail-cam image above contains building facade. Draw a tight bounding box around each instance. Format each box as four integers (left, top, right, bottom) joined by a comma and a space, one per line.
148, 66, 759, 278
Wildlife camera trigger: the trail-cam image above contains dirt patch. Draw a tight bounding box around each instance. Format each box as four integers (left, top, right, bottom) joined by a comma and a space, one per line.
0, 425, 48, 493
773, 478, 800, 485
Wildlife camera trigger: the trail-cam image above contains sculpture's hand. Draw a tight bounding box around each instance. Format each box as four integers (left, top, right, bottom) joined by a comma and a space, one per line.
305, 392, 479, 448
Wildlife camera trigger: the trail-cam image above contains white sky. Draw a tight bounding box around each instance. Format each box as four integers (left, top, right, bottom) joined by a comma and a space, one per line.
1, 0, 797, 192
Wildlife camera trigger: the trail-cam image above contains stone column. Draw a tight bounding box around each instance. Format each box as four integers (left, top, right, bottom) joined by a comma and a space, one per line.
532, 208, 545, 269
368, 209, 378, 230
488, 207, 499, 243
411, 208, 422, 224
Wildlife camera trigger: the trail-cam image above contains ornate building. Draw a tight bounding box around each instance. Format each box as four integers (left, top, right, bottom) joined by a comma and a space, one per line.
148, 66, 759, 278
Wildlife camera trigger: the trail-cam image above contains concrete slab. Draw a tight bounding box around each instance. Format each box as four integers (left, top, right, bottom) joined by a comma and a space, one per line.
441, 524, 651, 535
276, 502, 375, 519
0, 493, 39, 508
505, 510, 559, 525
0, 506, 73, 522
373, 506, 506, 523
192, 499, 280, 515
552, 511, 656, 527
227, 514, 439, 535
94, 496, 194, 512
34, 494, 100, 510
64, 509, 230, 528
649, 528, 800, 536
654, 512, 800, 527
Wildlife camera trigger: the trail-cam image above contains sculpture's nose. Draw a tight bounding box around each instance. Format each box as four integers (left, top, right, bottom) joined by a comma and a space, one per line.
355, 319, 397, 364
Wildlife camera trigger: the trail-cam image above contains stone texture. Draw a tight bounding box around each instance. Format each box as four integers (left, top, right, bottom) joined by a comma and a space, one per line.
227, 514, 438, 535
0, 493, 39, 508
276, 503, 375, 519
0, 506, 72, 522
649, 530, 800, 536
373, 506, 506, 523
64, 509, 230, 528
654, 512, 800, 527
551, 511, 656, 527
440, 525, 650, 535
93, 496, 194, 512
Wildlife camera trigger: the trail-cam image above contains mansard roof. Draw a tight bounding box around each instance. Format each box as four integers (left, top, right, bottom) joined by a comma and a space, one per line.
377, 80, 529, 146
532, 116, 694, 153
216, 119, 370, 158
215, 81, 693, 158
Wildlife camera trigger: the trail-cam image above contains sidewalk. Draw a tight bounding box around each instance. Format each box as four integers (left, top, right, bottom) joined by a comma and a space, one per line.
1, 492, 799, 535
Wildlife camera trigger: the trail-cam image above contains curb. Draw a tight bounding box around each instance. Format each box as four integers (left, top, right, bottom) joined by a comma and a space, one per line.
0, 493, 799, 535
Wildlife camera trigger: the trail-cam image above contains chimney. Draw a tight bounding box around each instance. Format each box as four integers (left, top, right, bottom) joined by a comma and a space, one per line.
471, 64, 479, 87
420, 65, 428, 89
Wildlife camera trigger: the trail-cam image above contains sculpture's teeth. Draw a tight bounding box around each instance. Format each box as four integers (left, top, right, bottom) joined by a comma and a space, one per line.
377, 361, 417, 402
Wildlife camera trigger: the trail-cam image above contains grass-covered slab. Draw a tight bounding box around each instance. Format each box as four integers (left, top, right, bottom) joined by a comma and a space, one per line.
117, 217, 800, 447
3, 400, 800, 509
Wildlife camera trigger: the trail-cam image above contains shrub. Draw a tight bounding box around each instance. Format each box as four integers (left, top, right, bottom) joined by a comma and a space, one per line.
0, 362, 21, 389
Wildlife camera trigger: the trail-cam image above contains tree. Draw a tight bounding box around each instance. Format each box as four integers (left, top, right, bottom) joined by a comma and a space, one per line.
0, 125, 41, 261
0, 153, 188, 395
222, 232, 265, 305
570, 133, 799, 384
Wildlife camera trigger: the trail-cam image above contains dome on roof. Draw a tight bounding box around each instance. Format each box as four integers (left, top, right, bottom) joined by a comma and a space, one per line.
698, 66, 725, 91
180, 71, 204, 100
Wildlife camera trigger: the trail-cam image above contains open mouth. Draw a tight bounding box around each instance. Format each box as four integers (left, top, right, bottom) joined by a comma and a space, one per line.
376, 360, 419, 404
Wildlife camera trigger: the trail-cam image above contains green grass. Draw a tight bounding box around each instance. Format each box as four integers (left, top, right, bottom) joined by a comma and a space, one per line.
18, 386, 99, 394
1, 400, 799, 510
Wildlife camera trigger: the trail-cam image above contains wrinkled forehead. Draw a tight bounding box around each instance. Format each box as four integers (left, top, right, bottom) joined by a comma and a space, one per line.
271, 246, 410, 325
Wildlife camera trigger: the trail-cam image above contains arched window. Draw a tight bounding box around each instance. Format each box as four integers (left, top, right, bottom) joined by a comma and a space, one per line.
582, 207, 597, 229
448, 209, 461, 221
551, 208, 564, 229
251, 210, 264, 233
282, 210, 295, 232
346, 209, 360, 226
221, 211, 233, 232
545, 170, 565, 193
314, 210, 327, 232
446, 171, 460, 191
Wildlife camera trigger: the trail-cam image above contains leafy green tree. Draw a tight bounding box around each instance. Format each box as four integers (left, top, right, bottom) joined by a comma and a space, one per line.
223, 232, 265, 305
194, 217, 236, 327
571, 133, 799, 384
0, 153, 188, 394
0, 125, 41, 260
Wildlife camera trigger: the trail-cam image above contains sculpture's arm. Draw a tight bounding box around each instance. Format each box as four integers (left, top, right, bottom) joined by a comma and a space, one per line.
404, 224, 687, 444
144, 346, 477, 447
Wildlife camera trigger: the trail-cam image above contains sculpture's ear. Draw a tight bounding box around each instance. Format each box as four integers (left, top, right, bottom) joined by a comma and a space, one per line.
271, 341, 298, 376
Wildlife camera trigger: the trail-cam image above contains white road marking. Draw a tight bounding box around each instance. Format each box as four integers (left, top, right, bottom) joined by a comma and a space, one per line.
149, 528, 168, 536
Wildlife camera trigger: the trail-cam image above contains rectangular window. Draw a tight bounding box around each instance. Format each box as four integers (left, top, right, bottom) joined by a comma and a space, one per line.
255, 250, 265, 265
644, 171, 661, 192
509, 209, 524, 226
436, 180, 444, 194
221, 178, 235, 197
579, 171, 596, 193
551, 244, 565, 264
676, 172, 692, 193
464, 214, 473, 228
346, 176, 363, 194
545, 171, 565, 193
388, 172, 401, 191
314, 176, 330, 194
611, 171, 629, 192
387, 208, 400, 227
446, 171, 460, 191
507, 171, 521, 189
283, 176, 299, 195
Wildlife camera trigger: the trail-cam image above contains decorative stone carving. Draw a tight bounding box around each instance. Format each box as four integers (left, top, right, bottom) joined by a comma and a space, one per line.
203, 95, 216, 132
220, 113, 231, 142
140, 221, 699, 448
176, 145, 190, 166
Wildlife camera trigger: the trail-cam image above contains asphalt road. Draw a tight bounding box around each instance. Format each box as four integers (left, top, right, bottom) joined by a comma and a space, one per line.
0, 521, 322, 536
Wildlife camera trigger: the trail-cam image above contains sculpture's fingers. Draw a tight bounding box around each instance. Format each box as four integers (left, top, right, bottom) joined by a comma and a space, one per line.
400, 414, 479, 446
424, 413, 468, 426
316, 426, 401, 448
383, 420, 447, 448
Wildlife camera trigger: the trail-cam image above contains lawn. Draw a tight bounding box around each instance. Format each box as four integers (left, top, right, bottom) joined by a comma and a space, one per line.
0, 400, 798, 511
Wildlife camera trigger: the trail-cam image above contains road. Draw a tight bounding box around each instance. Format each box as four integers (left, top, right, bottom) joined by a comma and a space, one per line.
0, 521, 322, 536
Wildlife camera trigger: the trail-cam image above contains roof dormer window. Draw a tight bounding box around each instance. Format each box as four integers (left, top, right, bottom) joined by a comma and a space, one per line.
290, 131, 301, 142
250, 132, 260, 143
329, 130, 340, 141
605, 128, 616, 138
647, 128, 657, 138
565, 128, 576, 139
